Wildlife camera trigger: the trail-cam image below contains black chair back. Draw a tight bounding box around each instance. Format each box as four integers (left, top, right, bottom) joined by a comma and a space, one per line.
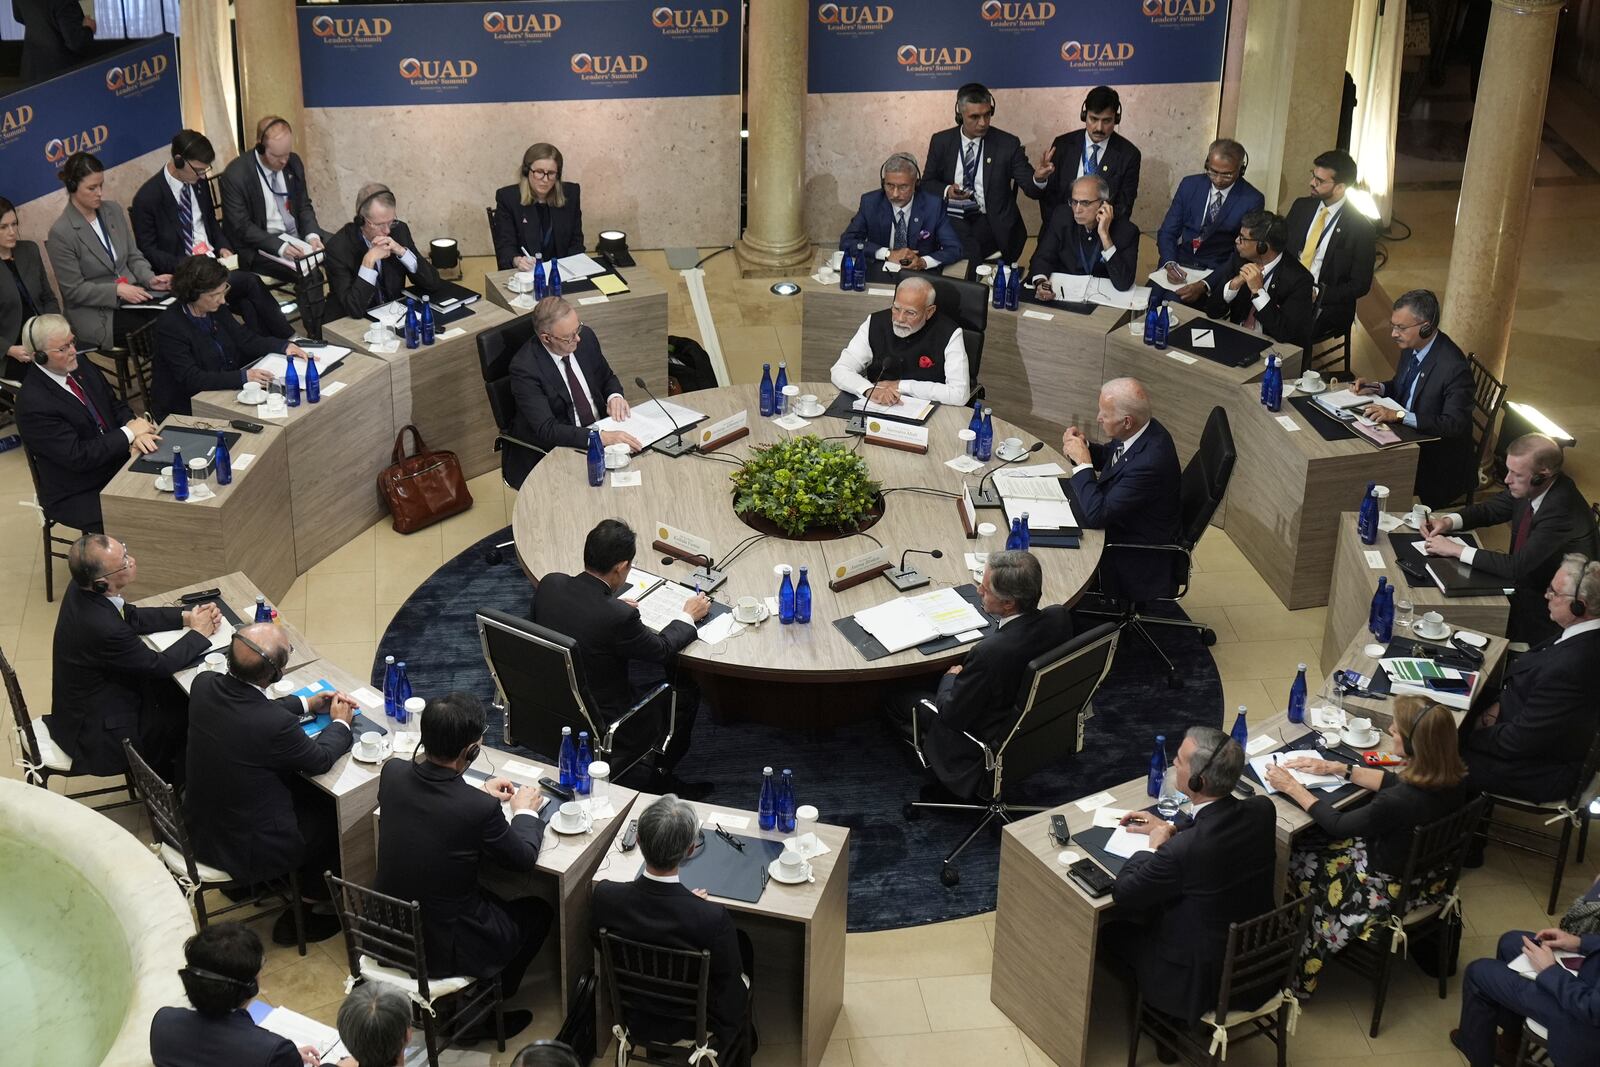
994, 621, 1119, 785
928, 275, 987, 386
204, 175, 226, 224
484, 205, 497, 254
597, 928, 715, 1064
121, 739, 201, 881
1465, 353, 1507, 502
477, 316, 539, 436
2, 643, 44, 778
1394, 795, 1487, 916
1178, 405, 1236, 549
476, 609, 606, 753
125, 319, 158, 409
1213, 895, 1312, 1023
324, 873, 431, 989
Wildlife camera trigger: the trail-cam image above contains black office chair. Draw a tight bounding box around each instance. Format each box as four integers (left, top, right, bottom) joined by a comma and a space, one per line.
1480, 728, 1600, 914
123, 318, 158, 407
4, 643, 137, 809
475, 316, 547, 488
1306, 325, 1352, 380
1079, 405, 1235, 687
597, 928, 752, 1067
928, 275, 987, 395
904, 621, 1120, 887
476, 609, 671, 780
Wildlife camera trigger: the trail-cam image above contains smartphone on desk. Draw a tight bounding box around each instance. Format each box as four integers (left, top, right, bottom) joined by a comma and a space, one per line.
1424, 676, 1471, 694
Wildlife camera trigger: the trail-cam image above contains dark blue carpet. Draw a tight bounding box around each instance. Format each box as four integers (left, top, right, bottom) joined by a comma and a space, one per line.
374, 526, 1224, 932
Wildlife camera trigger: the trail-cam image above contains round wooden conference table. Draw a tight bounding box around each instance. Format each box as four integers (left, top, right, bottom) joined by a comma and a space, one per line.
511, 383, 1103, 726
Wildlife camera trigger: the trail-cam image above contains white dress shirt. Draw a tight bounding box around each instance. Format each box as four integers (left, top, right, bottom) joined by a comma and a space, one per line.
1558, 617, 1600, 643
356, 235, 419, 288
40, 365, 134, 442
1303, 197, 1343, 281
641, 869, 682, 883
948, 132, 988, 213
1071, 418, 1148, 476
162, 167, 209, 255
1444, 484, 1551, 568
1222, 251, 1282, 316
830, 317, 971, 406
255, 165, 319, 252
544, 347, 621, 424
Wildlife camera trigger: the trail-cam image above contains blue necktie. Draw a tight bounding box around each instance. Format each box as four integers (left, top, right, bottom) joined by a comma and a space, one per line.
1401, 353, 1425, 410
961, 141, 979, 206
1087, 144, 1101, 175
1203, 190, 1222, 229
177, 187, 194, 252
892, 209, 907, 250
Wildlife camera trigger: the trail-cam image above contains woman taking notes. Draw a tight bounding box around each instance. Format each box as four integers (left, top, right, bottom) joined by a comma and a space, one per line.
492, 142, 585, 271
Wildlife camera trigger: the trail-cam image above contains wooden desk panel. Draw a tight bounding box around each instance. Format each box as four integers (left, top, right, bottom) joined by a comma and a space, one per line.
1013, 305, 1122, 436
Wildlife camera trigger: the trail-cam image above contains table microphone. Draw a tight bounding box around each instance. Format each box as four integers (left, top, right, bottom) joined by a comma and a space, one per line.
970, 441, 1043, 509
847, 361, 889, 436
671, 548, 728, 594
633, 375, 696, 457
886, 548, 942, 591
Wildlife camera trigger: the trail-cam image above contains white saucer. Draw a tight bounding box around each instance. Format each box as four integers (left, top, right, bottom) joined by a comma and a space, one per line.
153, 476, 173, 493
1402, 512, 1432, 529
1295, 380, 1326, 394
351, 742, 391, 764
734, 606, 770, 625
1341, 729, 1381, 749
551, 818, 590, 836
237, 389, 268, 405
996, 449, 1027, 462
1413, 623, 1451, 641
768, 859, 813, 885
1362, 643, 1387, 658
798, 407, 825, 419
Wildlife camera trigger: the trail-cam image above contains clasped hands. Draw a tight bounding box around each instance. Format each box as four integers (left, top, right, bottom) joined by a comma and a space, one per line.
867, 381, 903, 406
307, 690, 355, 725
124, 416, 161, 456
888, 249, 928, 271
1231, 262, 1266, 295
181, 602, 224, 636
1059, 426, 1092, 466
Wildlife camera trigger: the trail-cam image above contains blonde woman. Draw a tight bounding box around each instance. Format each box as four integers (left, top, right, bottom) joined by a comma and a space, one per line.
492, 143, 584, 270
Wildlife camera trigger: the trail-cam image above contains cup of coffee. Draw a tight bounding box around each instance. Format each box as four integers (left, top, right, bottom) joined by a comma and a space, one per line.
1412, 504, 1431, 529
604, 443, 630, 470
241, 382, 265, 404
203, 652, 226, 672
798, 394, 822, 417
1298, 370, 1323, 391
557, 800, 586, 832
1345, 717, 1375, 744
356, 730, 383, 760
735, 596, 763, 624
1000, 436, 1024, 459
1417, 610, 1446, 636
778, 849, 810, 880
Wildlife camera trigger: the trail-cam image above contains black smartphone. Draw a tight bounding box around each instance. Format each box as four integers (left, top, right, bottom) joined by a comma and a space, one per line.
1049, 814, 1070, 846
230, 420, 264, 433
620, 819, 639, 852
1425, 676, 1471, 694
179, 588, 221, 603
538, 776, 574, 802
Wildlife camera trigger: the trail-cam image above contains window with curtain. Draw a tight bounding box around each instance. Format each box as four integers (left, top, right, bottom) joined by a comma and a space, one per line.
2, 0, 182, 41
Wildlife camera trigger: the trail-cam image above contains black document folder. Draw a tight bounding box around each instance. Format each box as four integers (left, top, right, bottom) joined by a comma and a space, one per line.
676, 828, 785, 903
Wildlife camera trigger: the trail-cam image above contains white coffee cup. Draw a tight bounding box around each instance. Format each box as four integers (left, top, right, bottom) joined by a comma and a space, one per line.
1000, 436, 1023, 458
604, 443, 630, 469
1418, 610, 1446, 635
241, 382, 265, 403
778, 848, 808, 877
203, 652, 226, 672
1412, 504, 1431, 529
1298, 370, 1323, 390
1347, 716, 1374, 737
798, 394, 822, 416
357, 730, 383, 760
557, 800, 585, 831
735, 596, 763, 624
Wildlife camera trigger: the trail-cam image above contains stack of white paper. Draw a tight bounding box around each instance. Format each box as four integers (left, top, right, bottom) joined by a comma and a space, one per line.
636, 580, 700, 633
1248, 752, 1345, 794
620, 567, 665, 600
995, 473, 1078, 530
1105, 825, 1157, 858
862, 394, 935, 421
593, 398, 708, 450
250, 344, 351, 382
555, 252, 607, 282
1047, 273, 1153, 310
147, 617, 236, 653
855, 588, 988, 652
258, 1005, 349, 1061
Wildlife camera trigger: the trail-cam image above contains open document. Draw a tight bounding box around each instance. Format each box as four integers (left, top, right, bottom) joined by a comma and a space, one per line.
1047, 273, 1154, 311
555, 252, 608, 283
259, 235, 325, 276
853, 587, 988, 653
860, 393, 934, 422
593, 398, 708, 450
994, 473, 1078, 530
250, 343, 351, 382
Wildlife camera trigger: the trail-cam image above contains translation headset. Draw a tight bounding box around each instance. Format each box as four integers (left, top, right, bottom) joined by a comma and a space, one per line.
1398, 702, 1441, 757
954, 84, 995, 124
1238, 146, 1249, 180
230, 630, 287, 685
1188, 742, 1222, 795
1568, 558, 1594, 617
179, 966, 259, 1001
879, 154, 921, 182
1416, 318, 1435, 340
254, 116, 291, 154
354, 184, 394, 228
171, 130, 206, 165
1529, 468, 1550, 488
1080, 88, 1121, 123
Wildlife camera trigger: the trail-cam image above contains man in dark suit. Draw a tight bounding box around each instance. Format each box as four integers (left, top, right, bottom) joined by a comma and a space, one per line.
1062, 378, 1184, 604
1462, 555, 1600, 803
45, 533, 219, 779
505, 295, 643, 486
592, 796, 755, 1066
335, 984, 412, 1067
1028, 174, 1140, 297
1282, 149, 1376, 343
184, 623, 353, 944
376, 692, 551, 1042
898, 551, 1074, 800
919, 83, 1042, 276
1036, 84, 1142, 232
1421, 434, 1599, 644
219, 116, 326, 280
1354, 289, 1477, 506
14, 313, 160, 532
1157, 140, 1265, 304
1453, 923, 1600, 1067
150, 923, 311, 1067
131, 130, 293, 340
12, 0, 95, 83
530, 519, 711, 795
839, 153, 964, 273
323, 183, 443, 321
1108, 727, 1278, 1024
1204, 209, 1315, 351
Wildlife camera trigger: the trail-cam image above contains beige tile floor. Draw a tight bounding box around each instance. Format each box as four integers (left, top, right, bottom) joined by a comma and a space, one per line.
7, 76, 1600, 1067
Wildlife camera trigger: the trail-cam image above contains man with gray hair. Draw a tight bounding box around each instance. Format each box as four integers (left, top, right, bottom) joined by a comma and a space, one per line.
890, 550, 1073, 801
592, 795, 755, 1065
323, 181, 442, 320
839, 152, 963, 274
831, 275, 971, 407
1062, 377, 1182, 604
335, 982, 411, 1067
1108, 726, 1276, 1024
1156, 138, 1265, 303
1028, 172, 1140, 297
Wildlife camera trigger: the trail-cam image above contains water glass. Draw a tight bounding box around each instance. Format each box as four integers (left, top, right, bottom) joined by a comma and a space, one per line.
1395, 598, 1415, 630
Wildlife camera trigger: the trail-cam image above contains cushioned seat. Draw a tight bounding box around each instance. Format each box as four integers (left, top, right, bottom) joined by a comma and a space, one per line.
30, 716, 73, 772
159, 843, 233, 884
357, 955, 473, 1001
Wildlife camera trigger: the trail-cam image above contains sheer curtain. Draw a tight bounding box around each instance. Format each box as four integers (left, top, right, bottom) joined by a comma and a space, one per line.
2, 0, 182, 41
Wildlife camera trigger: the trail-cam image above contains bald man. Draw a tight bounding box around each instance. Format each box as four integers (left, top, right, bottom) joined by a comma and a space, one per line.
1062, 378, 1183, 603
830, 275, 972, 408
184, 622, 355, 945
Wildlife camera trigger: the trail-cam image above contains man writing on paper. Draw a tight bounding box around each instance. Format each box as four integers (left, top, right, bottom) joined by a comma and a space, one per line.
1352, 290, 1475, 506
830, 275, 971, 408
1156, 139, 1265, 305
1028, 174, 1140, 299
1061, 378, 1182, 604
323, 184, 442, 321
839, 153, 963, 273
219, 116, 326, 281
531, 519, 712, 798
889, 551, 1073, 802
1202, 209, 1315, 350
1419, 434, 1599, 645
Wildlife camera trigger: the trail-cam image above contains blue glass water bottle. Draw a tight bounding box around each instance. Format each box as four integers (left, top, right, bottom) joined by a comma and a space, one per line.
1358, 481, 1379, 544
758, 766, 777, 831
393, 662, 412, 724
795, 566, 811, 623
777, 769, 797, 833
1017, 511, 1031, 549
851, 243, 867, 290
382, 655, 397, 720
759, 363, 774, 417
1154, 304, 1171, 350
255, 595, 271, 624
975, 408, 994, 461
1230, 706, 1249, 747
1374, 581, 1395, 643
303, 353, 320, 404
533, 256, 547, 299
778, 566, 795, 624
420, 295, 435, 346
773, 362, 789, 415
839, 251, 854, 292
1143, 291, 1159, 346
172, 446, 188, 501
549, 259, 563, 296
284, 350, 300, 407
1006, 262, 1021, 310
1147, 734, 1167, 797
1005, 517, 1024, 550
213, 431, 232, 485
1368, 574, 1387, 634
1266, 356, 1283, 412
557, 726, 576, 788
991, 262, 1008, 309
575, 731, 592, 795
586, 429, 604, 487
1288, 663, 1308, 725
403, 297, 419, 349
967, 400, 983, 456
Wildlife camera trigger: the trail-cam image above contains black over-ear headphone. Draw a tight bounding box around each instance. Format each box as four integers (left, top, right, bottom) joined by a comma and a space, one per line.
1569, 559, 1593, 617
1188, 741, 1222, 795
1416, 319, 1435, 340
231, 631, 286, 685
1399, 702, 1440, 758
1080, 87, 1121, 123
24, 318, 45, 362
254, 116, 291, 154
1238, 146, 1250, 180
879, 153, 921, 182
1530, 469, 1550, 488
353, 185, 394, 229
179, 966, 259, 1002
954, 84, 995, 124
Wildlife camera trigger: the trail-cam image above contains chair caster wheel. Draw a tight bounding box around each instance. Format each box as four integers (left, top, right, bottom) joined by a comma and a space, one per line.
940, 865, 960, 887
902, 803, 920, 821
1166, 672, 1183, 689
1200, 628, 1217, 647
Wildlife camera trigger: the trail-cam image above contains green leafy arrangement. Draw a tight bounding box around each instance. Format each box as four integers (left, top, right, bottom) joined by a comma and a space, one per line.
730, 435, 882, 536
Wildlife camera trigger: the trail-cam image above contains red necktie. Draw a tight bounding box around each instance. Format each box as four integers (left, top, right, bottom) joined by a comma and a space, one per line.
65, 374, 107, 431
1511, 504, 1533, 553
561, 356, 595, 427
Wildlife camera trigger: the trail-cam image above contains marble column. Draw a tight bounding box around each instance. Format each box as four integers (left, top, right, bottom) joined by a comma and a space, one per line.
735, 0, 810, 277
234, 0, 305, 148
1440, 0, 1564, 382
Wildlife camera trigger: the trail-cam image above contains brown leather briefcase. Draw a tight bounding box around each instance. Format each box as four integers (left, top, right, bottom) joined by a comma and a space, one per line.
377, 424, 473, 533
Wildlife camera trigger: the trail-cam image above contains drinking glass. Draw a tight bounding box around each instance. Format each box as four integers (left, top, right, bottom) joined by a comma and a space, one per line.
1395, 598, 1415, 630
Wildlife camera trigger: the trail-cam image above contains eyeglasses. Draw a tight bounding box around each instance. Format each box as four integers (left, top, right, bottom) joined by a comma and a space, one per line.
1203, 165, 1238, 180
1068, 197, 1103, 208
1308, 171, 1335, 187
363, 217, 396, 232
1388, 318, 1427, 333
543, 325, 583, 345
889, 304, 927, 321
1545, 584, 1575, 601
528, 168, 559, 180
44, 339, 78, 357
1234, 233, 1258, 245
183, 159, 211, 177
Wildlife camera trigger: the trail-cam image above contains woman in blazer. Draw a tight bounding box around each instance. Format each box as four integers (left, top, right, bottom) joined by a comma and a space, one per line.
151, 256, 304, 419
0, 195, 62, 380
45, 152, 171, 351
1266, 696, 1468, 997
491, 142, 584, 270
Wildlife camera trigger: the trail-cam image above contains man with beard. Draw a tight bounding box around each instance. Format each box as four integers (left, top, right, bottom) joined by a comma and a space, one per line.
829, 275, 971, 407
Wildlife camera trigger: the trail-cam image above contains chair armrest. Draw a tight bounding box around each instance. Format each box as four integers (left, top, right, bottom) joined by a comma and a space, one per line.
496, 433, 548, 458
600, 681, 669, 754
1103, 541, 1189, 555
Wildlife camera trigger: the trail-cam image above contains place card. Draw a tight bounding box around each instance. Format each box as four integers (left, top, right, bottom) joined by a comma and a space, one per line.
1022, 309, 1055, 321
703, 811, 751, 830
867, 287, 895, 296
698, 410, 749, 450
501, 758, 545, 781
1166, 351, 1198, 365
863, 418, 929, 453
1364, 550, 1386, 569
1275, 415, 1300, 432
232, 453, 256, 470
654, 522, 711, 563
578, 295, 610, 305
828, 548, 892, 592
1073, 790, 1115, 812
320, 380, 348, 397
1245, 735, 1278, 756
351, 686, 383, 709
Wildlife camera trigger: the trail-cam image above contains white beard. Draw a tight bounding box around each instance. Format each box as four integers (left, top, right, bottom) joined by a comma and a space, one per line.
891, 321, 916, 338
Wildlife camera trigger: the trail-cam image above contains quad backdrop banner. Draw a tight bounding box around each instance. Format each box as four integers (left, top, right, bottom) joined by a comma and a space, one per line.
298, 1, 741, 108
807, 0, 1231, 93
0, 35, 181, 206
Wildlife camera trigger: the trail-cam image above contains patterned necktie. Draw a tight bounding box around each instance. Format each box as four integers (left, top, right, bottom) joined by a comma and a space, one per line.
561, 355, 595, 427
65, 374, 107, 431
1203, 190, 1223, 229
177, 187, 195, 252
1300, 205, 1328, 269
892, 209, 907, 250
961, 140, 979, 205
1109, 440, 1125, 467
1087, 144, 1101, 175
267, 170, 298, 237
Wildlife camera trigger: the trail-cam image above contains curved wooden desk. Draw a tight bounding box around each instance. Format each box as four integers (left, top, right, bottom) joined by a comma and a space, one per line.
511, 383, 1102, 721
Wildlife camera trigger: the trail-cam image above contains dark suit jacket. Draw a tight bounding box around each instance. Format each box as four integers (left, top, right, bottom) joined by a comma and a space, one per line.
838, 189, 963, 265
1465, 627, 1600, 802
1039, 129, 1142, 231
1377, 331, 1476, 506
152, 302, 285, 418
218, 151, 324, 269
506, 325, 623, 481
1, 242, 62, 359
1028, 213, 1139, 292
1306, 773, 1466, 877
1282, 195, 1376, 339
15, 361, 134, 529
919, 126, 1041, 263
924, 605, 1075, 798
1112, 795, 1278, 1022
1157, 175, 1266, 273
13, 0, 94, 82
592, 877, 748, 1052
1203, 252, 1315, 351
44, 584, 206, 776
491, 182, 584, 269
183, 671, 352, 885
1069, 418, 1184, 603
149, 1007, 303, 1067
375, 758, 547, 979
1456, 474, 1599, 644
322, 219, 442, 321
131, 168, 228, 275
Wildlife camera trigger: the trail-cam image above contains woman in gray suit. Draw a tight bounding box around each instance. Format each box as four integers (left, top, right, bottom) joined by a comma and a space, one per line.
45, 152, 171, 352
0, 195, 62, 380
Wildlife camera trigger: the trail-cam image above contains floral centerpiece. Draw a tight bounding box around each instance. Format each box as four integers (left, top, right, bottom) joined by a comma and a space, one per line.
730, 435, 883, 537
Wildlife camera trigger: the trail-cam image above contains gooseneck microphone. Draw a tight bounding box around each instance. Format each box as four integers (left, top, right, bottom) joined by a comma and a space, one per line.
887, 548, 943, 591
633, 375, 696, 457
847, 359, 889, 436
970, 441, 1043, 508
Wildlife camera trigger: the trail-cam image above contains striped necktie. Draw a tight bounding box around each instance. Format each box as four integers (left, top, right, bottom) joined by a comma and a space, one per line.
177, 186, 194, 252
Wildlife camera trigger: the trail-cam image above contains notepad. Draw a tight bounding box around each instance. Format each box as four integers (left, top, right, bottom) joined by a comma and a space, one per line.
591, 273, 630, 295
249, 344, 350, 382
1248, 752, 1345, 793
1189, 327, 1216, 349
853, 588, 988, 653
1106, 825, 1157, 858
994, 473, 1077, 530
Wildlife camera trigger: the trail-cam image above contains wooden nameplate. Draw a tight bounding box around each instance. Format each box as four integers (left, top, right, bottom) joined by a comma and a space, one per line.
827, 562, 892, 592
864, 433, 928, 454
699, 425, 750, 452
652, 540, 706, 566
957, 496, 976, 538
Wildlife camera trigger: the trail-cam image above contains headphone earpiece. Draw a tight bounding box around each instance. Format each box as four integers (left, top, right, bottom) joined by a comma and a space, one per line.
1530, 470, 1550, 488
1417, 320, 1435, 339
1573, 596, 1588, 617
353, 185, 393, 230
1187, 744, 1221, 796
179, 967, 259, 1002
1238, 147, 1250, 180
